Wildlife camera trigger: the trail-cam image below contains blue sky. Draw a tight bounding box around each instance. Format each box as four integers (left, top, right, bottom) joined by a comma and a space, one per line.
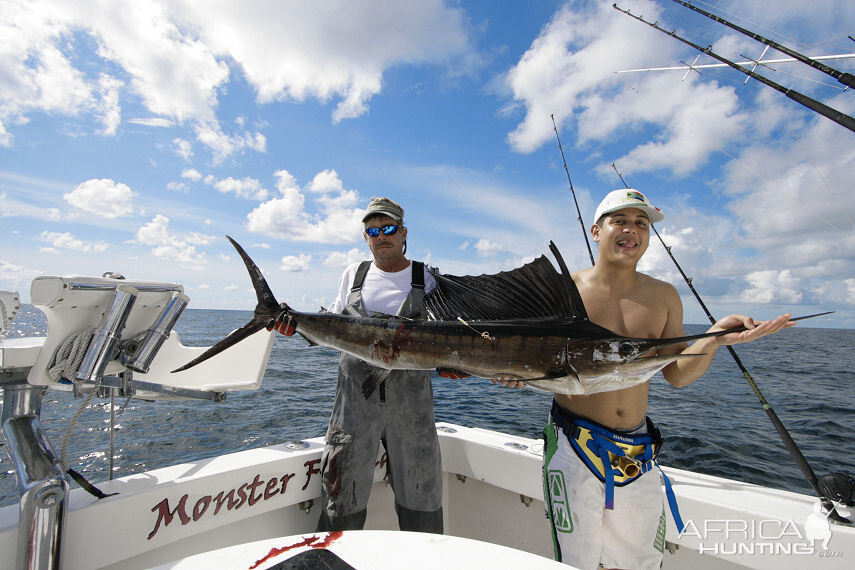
1, 0, 853, 328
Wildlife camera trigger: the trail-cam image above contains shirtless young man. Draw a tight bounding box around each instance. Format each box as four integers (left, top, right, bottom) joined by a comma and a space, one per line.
543, 189, 794, 569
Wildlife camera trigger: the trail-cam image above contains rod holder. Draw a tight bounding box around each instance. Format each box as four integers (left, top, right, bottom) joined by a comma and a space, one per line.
75, 285, 138, 384
122, 292, 189, 373
2, 385, 68, 570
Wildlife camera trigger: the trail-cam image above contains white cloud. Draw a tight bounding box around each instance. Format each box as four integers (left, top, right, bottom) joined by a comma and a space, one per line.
96, 73, 123, 136
181, 168, 202, 181
128, 117, 174, 127
504, 0, 746, 176
711, 93, 855, 308
64, 178, 136, 218
324, 248, 367, 267
0, 192, 63, 221
193, 121, 267, 163
280, 253, 311, 272
246, 169, 365, 243
0, 259, 43, 285
136, 214, 171, 245
308, 169, 345, 193
182, 0, 471, 123
0, 0, 94, 146
173, 138, 193, 161
166, 181, 187, 192
39, 231, 109, 253
185, 232, 215, 245
135, 214, 206, 265
474, 238, 506, 257
209, 176, 270, 201
740, 270, 803, 304
0, 0, 472, 156
846, 279, 855, 305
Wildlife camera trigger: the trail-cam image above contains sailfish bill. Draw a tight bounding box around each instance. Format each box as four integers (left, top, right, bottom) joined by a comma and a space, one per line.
173, 237, 830, 398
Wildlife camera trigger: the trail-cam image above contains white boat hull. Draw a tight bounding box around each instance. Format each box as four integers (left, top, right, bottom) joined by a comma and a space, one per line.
0, 422, 851, 569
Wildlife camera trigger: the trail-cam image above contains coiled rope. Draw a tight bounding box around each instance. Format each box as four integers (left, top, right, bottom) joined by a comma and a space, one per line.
47, 328, 95, 383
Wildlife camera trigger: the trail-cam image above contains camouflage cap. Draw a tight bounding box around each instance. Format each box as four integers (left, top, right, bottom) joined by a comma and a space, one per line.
362, 197, 404, 223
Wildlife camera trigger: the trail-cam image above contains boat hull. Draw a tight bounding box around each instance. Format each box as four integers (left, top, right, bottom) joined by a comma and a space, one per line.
0, 422, 851, 569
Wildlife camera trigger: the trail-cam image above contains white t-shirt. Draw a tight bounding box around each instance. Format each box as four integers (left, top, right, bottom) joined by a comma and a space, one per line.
329, 261, 437, 315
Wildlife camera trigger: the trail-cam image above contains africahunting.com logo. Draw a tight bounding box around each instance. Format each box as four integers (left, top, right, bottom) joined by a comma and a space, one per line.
680, 501, 846, 558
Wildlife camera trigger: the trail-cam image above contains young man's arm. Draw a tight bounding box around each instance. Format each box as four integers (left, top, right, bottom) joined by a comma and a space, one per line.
661, 283, 794, 387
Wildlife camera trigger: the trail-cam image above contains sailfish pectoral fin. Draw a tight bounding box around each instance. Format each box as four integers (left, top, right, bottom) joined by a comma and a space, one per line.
509, 371, 569, 382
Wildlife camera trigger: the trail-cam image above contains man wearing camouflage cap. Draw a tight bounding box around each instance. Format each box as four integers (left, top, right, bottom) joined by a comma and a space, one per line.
278, 197, 444, 533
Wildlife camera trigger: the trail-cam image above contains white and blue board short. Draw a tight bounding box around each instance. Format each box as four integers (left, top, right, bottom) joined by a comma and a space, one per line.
543, 412, 667, 569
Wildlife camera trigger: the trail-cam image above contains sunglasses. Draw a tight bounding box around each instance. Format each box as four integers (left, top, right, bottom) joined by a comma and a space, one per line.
365, 224, 400, 237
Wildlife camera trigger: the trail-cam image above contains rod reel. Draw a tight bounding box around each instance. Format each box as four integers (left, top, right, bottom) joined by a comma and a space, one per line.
121, 292, 189, 373
75, 285, 138, 384
819, 472, 855, 515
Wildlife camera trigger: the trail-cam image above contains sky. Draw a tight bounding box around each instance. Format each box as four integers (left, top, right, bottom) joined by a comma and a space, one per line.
0, 0, 853, 328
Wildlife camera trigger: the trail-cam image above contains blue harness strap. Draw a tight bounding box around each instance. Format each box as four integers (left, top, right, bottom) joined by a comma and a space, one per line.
551, 401, 685, 533
659, 467, 685, 533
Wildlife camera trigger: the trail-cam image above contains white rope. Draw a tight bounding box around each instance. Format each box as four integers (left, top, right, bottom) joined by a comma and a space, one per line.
45, 328, 96, 470
48, 329, 95, 383
60, 378, 100, 470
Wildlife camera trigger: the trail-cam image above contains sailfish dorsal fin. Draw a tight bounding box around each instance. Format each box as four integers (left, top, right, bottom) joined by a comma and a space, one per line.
424, 241, 588, 321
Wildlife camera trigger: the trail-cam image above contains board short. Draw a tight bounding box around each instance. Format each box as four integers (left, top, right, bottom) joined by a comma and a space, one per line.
543, 406, 667, 569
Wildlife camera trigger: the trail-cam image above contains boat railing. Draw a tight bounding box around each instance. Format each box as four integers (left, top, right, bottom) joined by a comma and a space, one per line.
0, 274, 276, 569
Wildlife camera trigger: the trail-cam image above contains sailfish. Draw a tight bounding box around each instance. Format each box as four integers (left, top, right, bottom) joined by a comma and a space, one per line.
173, 237, 823, 397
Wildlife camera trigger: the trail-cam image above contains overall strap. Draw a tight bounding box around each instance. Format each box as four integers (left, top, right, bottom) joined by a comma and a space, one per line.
411, 261, 425, 289
351, 260, 373, 293
396, 261, 426, 319
343, 261, 372, 317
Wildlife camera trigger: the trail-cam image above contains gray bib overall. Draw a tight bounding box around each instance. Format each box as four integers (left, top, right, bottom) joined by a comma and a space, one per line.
316, 261, 443, 533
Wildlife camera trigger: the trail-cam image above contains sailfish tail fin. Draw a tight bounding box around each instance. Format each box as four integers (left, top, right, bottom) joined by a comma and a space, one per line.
172, 236, 287, 372
226, 235, 289, 315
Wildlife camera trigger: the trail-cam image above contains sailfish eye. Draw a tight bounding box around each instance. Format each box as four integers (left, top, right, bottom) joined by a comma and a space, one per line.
618, 342, 636, 358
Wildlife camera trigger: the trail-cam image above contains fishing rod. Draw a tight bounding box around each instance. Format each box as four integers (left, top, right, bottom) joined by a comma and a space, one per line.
671, 0, 855, 89
551, 114, 595, 266
612, 4, 855, 134
610, 162, 852, 523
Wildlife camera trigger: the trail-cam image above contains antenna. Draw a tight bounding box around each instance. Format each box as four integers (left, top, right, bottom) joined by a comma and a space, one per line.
672, 0, 855, 89
612, 3, 855, 133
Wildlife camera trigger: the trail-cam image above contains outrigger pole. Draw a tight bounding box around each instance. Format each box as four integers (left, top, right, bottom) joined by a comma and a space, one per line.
611, 162, 851, 523
671, 0, 855, 90
551, 114, 595, 266
612, 4, 855, 134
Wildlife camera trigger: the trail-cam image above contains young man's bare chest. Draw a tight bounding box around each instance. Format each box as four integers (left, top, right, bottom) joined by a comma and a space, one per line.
579, 288, 668, 339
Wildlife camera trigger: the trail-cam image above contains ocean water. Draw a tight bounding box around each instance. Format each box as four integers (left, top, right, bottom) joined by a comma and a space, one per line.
1, 306, 854, 508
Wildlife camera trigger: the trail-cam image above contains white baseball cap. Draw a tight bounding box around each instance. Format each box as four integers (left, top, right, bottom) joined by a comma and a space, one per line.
593, 189, 664, 225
